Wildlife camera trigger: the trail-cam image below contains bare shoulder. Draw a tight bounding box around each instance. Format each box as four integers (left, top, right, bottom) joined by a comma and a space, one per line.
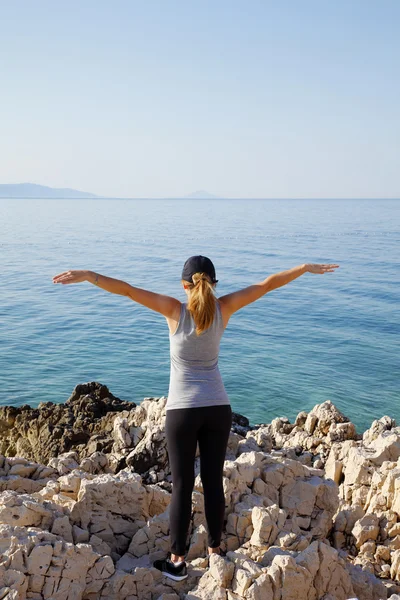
165, 300, 183, 335
217, 282, 269, 318
216, 298, 230, 330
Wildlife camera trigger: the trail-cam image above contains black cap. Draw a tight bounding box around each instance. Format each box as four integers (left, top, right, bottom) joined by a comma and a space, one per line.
182, 255, 218, 284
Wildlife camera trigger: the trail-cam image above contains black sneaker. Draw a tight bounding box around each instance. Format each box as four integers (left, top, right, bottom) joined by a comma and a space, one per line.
153, 551, 188, 581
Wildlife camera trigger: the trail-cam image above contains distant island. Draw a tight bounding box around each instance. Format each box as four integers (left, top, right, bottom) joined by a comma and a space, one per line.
0, 183, 98, 199
183, 190, 220, 199
0, 183, 222, 200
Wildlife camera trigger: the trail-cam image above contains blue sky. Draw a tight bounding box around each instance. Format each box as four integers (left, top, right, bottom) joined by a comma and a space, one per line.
1, 1, 399, 198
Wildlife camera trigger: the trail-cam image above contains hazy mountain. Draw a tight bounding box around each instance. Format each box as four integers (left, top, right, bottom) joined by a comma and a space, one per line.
183, 190, 220, 199
0, 183, 98, 198
0, 184, 223, 199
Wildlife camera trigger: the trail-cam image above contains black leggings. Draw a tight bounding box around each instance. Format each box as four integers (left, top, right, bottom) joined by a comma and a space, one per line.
165, 404, 233, 556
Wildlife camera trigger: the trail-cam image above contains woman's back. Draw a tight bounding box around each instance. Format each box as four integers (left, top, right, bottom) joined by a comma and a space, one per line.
166, 300, 230, 410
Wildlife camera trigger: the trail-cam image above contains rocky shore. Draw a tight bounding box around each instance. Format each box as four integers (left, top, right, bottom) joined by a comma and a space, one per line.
0, 381, 399, 600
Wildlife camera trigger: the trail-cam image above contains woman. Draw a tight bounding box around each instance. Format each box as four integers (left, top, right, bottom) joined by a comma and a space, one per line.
53, 256, 339, 581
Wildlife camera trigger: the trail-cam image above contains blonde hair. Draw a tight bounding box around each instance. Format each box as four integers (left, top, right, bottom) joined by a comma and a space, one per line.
181, 272, 218, 336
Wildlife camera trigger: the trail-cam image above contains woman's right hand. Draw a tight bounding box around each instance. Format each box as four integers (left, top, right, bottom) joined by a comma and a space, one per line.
305, 263, 340, 274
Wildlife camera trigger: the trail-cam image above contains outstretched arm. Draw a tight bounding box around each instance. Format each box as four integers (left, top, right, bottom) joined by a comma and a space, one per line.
85, 270, 131, 296
52, 269, 179, 318
219, 263, 339, 318
264, 263, 308, 292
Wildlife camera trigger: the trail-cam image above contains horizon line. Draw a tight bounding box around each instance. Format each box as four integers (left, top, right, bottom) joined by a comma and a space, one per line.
2, 196, 400, 201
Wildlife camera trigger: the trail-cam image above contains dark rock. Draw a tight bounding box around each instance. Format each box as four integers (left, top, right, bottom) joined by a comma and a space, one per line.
231, 411, 252, 436
0, 382, 136, 465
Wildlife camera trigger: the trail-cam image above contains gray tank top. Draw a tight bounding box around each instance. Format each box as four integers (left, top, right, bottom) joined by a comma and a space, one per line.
166, 300, 231, 410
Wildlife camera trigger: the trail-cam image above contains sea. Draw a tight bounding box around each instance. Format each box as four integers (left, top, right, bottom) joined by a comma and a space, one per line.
1, 198, 399, 434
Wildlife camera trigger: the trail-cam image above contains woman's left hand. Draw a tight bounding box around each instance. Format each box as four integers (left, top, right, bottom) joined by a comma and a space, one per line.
52, 270, 88, 284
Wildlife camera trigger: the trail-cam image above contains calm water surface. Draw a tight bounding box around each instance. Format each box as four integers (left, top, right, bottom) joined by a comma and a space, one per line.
1, 198, 399, 433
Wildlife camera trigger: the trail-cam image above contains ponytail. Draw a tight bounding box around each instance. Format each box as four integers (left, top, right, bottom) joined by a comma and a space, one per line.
182, 272, 217, 335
